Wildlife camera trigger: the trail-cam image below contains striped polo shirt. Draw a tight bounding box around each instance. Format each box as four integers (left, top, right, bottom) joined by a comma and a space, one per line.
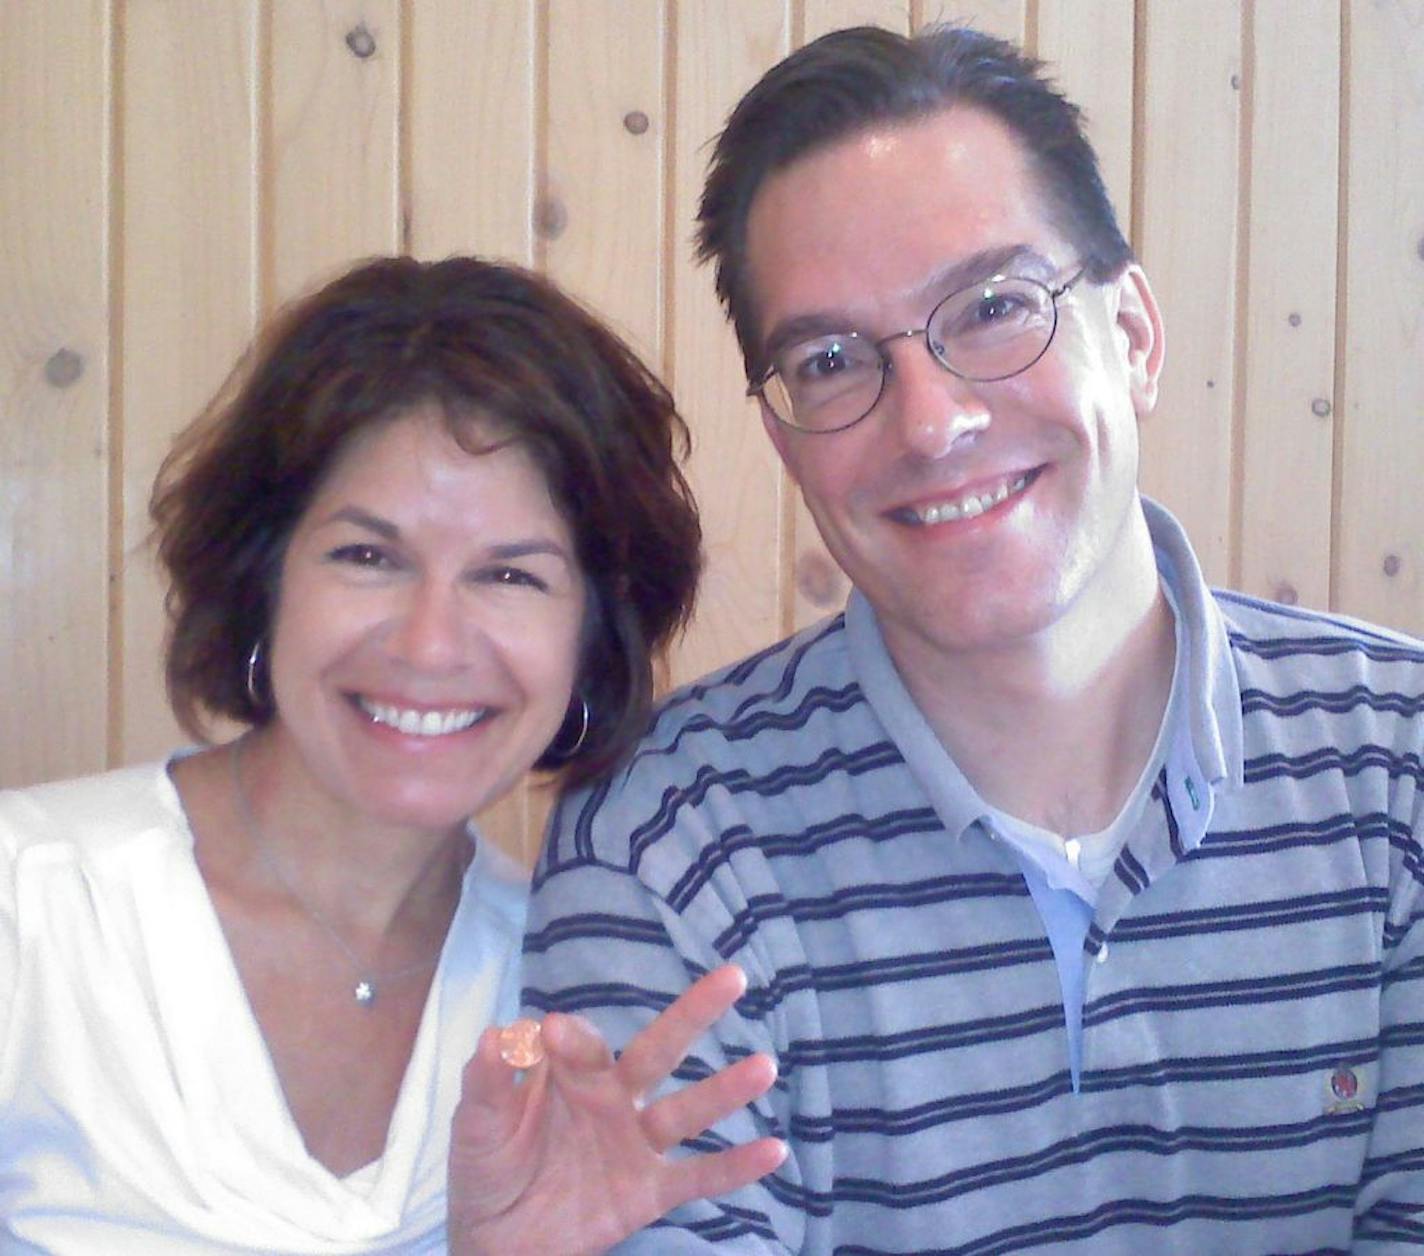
523, 499, 1424, 1254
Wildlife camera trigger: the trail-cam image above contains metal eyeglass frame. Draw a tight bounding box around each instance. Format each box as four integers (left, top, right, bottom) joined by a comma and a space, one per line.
747, 264, 1089, 434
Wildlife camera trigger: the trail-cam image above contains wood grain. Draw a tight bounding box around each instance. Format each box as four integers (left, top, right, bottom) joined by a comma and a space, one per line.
0, 0, 111, 785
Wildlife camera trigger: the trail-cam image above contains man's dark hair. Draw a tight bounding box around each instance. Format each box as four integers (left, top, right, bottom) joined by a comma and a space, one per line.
696, 23, 1133, 375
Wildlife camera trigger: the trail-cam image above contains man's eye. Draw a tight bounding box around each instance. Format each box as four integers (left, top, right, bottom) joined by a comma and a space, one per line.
973, 292, 1030, 324
787, 339, 870, 383
941, 289, 1038, 340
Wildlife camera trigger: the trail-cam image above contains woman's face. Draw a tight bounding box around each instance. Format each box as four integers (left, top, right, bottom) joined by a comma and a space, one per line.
265, 406, 586, 835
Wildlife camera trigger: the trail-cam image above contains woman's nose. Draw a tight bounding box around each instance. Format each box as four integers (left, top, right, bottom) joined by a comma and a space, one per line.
391, 580, 467, 669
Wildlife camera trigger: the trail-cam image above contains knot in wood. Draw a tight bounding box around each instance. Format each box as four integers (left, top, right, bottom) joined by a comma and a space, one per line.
1382, 553, 1402, 578
1311, 398, 1332, 418
534, 197, 567, 240
345, 23, 377, 59
795, 551, 845, 609
623, 110, 650, 135
44, 347, 83, 388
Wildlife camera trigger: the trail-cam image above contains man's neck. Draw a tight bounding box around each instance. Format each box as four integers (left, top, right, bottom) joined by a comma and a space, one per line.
889, 526, 1177, 837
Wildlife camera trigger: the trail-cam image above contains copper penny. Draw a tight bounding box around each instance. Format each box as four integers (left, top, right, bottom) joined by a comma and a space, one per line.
497, 1018, 545, 1069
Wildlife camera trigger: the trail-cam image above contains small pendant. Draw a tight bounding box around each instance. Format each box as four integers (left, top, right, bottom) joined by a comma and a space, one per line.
354, 980, 376, 1006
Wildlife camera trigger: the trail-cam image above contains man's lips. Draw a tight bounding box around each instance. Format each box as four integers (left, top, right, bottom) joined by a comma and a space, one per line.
887, 467, 1040, 526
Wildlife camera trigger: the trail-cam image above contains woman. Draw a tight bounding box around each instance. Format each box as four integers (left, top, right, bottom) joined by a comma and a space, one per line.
0, 257, 782, 1253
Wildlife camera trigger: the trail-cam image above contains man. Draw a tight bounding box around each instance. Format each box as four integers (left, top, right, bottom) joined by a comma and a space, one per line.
523, 25, 1423, 1253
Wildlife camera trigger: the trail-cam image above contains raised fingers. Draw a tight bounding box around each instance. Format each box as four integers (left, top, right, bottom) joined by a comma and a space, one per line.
654, 1137, 789, 1217
616, 964, 748, 1097
638, 1051, 778, 1152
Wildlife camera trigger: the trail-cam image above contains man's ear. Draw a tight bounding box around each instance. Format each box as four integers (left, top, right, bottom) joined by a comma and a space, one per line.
1114, 264, 1165, 416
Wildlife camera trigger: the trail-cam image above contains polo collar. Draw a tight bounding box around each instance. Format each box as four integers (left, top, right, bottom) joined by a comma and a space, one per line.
845, 496, 1244, 850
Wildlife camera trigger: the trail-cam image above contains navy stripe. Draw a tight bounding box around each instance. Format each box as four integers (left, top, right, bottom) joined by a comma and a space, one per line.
763, 1121, 1366, 1213
1114, 845, 1150, 894
839, 1184, 1357, 1256
1194, 811, 1406, 860
1241, 683, 1424, 717
774, 1001, 1069, 1070
1104, 887, 1386, 943
664, 805, 940, 912
524, 911, 671, 954
640, 682, 865, 765
788, 1037, 1378, 1141
1243, 744, 1422, 784
652, 615, 845, 723
1084, 963, 1380, 1028
627, 742, 908, 862
713, 871, 1031, 952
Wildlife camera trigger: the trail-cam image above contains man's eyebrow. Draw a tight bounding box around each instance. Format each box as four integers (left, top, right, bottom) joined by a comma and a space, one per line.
759, 244, 1057, 362
917, 244, 1057, 297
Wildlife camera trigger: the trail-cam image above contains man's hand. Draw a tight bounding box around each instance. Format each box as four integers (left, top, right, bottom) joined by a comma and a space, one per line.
447, 964, 786, 1255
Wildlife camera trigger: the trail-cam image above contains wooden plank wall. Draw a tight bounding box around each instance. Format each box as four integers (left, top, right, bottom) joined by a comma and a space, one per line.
4, 1, 1422, 864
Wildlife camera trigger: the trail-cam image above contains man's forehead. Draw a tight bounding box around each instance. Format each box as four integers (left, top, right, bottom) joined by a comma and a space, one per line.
742, 108, 1064, 342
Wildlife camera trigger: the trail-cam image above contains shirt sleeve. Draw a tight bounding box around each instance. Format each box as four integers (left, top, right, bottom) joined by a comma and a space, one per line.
1351, 736, 1424, 1249
523, 788, 801, 1254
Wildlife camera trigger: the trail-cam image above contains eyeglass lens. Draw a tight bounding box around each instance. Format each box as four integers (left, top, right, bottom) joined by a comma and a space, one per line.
764, 276, 1060, 432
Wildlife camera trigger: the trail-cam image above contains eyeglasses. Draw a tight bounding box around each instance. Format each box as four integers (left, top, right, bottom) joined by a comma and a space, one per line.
748, 265, 1087, 434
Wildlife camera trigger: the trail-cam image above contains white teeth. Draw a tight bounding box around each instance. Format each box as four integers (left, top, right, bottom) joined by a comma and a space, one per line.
915, 474, 1029, 526
358, 699, 485, 736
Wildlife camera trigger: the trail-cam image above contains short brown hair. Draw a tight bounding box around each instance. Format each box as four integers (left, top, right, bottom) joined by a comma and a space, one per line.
697, 24, 1133, 376
151, 256, 701, 788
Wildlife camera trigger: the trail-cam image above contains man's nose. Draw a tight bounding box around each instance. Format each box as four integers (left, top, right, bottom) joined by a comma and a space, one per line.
880, 340, 991, 459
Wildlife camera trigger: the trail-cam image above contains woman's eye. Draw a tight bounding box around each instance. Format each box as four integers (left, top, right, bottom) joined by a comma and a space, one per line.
328, 543, 392, 568
485, 566, 549, 592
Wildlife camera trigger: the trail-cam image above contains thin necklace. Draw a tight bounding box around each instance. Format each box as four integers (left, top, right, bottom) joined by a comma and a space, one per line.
228, 740, 442, 1008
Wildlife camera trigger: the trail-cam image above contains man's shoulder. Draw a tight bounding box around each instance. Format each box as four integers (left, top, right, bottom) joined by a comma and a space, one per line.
540, 612, 867, 871
1212, 588, 1424, 676
648, 611, 853, 738
1212, 590, 1424, 738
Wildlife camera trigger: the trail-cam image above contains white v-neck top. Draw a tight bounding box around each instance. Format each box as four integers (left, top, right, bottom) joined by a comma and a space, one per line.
0, 759, 526, 1254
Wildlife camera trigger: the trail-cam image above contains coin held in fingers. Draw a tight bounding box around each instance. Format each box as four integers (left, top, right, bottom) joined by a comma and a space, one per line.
497, 1018, 545, 1069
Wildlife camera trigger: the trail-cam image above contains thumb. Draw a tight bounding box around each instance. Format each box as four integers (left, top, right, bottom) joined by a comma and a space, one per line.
452, 1025, 529, 1152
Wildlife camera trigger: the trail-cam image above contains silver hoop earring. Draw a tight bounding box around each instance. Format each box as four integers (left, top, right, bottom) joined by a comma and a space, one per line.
245, 639, 266, 708
553, 695, 590, 759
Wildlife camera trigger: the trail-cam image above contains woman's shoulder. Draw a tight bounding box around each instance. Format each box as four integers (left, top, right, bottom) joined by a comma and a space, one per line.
0, 759, 186, 861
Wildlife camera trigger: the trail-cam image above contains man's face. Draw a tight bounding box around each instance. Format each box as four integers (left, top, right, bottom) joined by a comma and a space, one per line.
744, 107, 1164, 671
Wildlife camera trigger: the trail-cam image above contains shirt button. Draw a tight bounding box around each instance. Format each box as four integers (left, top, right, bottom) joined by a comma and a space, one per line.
1096, 944, 1110, 965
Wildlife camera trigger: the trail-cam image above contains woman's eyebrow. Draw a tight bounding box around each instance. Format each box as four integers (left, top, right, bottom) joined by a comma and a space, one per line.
487, 540, 575, 563
320, 506, 400, 539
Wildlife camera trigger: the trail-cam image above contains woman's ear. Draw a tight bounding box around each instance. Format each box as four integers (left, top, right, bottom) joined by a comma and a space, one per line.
1113, 264, 1166, 416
